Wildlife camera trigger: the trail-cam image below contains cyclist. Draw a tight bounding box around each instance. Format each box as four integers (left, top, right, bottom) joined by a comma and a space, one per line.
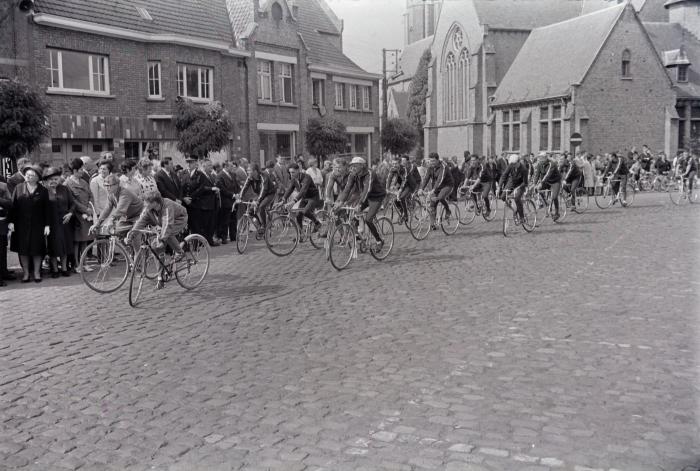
282, 163, 322, 231
532, 151, 561, 220
682, 153, 698, 194
90, 174, 144, 244
240, 162, 275, 235
602, 152, 628, 205
334, 157, 386, 248
125, 191, 188, 263
420, 152, 454, 229
562, 153, 583, 205
385, 155, 419, 223
324, 157, 350, 203
498, 154, 529, 224
460, 155, 494, 216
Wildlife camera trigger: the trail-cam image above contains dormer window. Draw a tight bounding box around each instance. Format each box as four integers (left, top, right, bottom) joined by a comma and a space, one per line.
271, 2, 283, 21
621, 49, 631, 78
678, 64, 689, 82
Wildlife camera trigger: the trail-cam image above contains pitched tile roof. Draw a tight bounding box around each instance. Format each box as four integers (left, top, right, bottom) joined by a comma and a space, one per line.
390, 90, 410, 119
35, 0, 235, 44
645, 21, 700, 99
473, 0, 609, 30
295, 0, 371, 76
226, 0, 255, 39
492, 3, 625, 105
389, 35, 434, 85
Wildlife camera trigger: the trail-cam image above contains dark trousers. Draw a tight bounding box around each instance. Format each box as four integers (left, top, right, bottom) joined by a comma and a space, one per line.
295, 197, 321, 227
360, 198, 383, 242
188, 207, 214, 242
217, 206, 237, 241
471, 182, 492, 212
0, 235, 7, 278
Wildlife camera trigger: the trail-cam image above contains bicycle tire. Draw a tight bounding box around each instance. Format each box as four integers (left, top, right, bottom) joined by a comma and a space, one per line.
458, 198, 477, 225
129, 251, 149, 307
556, 193, 568, 222
522, 200, 537, 232
622, 183, 636, 207
482, 194, 498, 222
236, 217, 250, 254
80, 238, 130, 294
370, 216, 394, 261
175, 234, 210, 290
595, 185, 613, 209
502, 203, 511, 237
574, 187, 589, 213
669, 181, 689, 206
265, 215, 299, 257
440, 202, 460, 235
328, 223, 355, 271
309, 210, 328, 250
408, 200, 431, 241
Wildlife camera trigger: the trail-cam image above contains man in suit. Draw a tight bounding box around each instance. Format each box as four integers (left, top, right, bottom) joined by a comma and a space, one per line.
7, 157, 31, 196
272, 155, 289, 200
155, 157, 182, 204
216, 161, 240, 243
187, 158, 220, 246
0, 180, 11, 285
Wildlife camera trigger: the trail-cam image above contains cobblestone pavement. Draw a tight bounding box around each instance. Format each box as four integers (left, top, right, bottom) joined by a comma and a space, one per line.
1, 192, 699, 471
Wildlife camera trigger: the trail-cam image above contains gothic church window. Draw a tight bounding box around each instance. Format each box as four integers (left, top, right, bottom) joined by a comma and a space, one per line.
443, 26, 469, 122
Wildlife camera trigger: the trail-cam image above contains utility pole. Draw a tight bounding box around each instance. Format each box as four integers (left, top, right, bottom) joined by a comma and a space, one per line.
381, 48, 400, 153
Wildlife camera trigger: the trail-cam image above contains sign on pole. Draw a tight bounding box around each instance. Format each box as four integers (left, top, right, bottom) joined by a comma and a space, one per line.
570, 132, 583, 147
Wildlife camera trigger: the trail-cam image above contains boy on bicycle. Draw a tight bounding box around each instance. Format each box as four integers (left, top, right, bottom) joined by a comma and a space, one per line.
125, 191, 188, 262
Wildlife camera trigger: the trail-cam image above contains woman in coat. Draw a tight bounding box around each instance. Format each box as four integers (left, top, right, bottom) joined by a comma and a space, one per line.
65, 158, 94, 272
8, 165, 50, 282
44, 167, 76, 277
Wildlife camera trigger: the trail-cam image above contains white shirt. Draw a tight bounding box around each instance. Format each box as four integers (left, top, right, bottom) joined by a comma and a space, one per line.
306, 167, 323, 186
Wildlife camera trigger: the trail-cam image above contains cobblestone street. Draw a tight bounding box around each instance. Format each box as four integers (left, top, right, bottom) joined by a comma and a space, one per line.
1, 192, 699, 471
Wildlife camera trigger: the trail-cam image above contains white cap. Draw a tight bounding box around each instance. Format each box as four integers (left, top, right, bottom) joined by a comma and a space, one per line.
537, 151, 548, 158
350, 157, 366, 165
508, 154, 520, 164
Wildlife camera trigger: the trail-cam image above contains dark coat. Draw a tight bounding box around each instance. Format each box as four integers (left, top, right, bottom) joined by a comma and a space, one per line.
216, 170, 240, 209
0, 182, 11, 236
47, 185, 76, 257
187, 170, 217, 210
9, 183, 49, 256
7, 172, 24, 196
156, 169, 182, 201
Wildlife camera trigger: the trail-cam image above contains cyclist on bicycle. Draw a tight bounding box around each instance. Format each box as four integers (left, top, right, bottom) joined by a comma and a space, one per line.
420, 152, 454, 229
334, 157, 386, 248
462, 155, 495, 216
498, 154, 529, 223
282, 163, 322, 231
532, 151, 562, 220
240, 162, 275, 235
324, 158, 349, 203
90, 174, 144, 239
682, 153, 698, 193
562, 153, 583, 205
602, 152, 628, 205
385, 155, 419, 223
125, 190, 188, 262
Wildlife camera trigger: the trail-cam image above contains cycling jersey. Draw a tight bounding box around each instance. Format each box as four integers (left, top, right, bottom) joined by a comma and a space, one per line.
284, 173, 319, 201
499, 162, 529, 189
533, 160, 561, 185
421, 161, 454, 193
339, 169, 386, 203
325, 171, 348, 201
387, 166, 419, 192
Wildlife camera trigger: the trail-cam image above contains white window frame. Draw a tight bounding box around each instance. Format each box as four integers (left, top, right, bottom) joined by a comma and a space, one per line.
147, 61, 161, 98
278, 63, 293, 104
257, 60, 272, 101
177, 64, 213, 102
334, 82, 345, 109
362, 86, 371, 111
349, 85, 358, 110
48, 49, 110, 95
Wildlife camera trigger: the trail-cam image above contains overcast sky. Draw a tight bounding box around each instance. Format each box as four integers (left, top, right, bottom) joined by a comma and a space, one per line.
325, 0, 405, 74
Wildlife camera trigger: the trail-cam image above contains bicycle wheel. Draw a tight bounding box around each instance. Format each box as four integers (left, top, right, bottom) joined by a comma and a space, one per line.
309, 210, 328, 250
328, 223, 355, 271
622, 183, 636, 207
80, 238, 131, 294
669, 181, 689, 206
555, 193, 568, 222
482, 194, 498, 222
175, 234, 210, 290
370, 216, 394, 261
236, 217, 251, 254
502, 204, 512, 237
574, 187, 589, 213
458, 197, 477, 225
521, 200, 537, 232
265, 215, 299, 257
595, 185, 613, 209
691, 187, 699, 203
129, 251, 154, 307
408, 200, 431, 241
439, 202, 460, 235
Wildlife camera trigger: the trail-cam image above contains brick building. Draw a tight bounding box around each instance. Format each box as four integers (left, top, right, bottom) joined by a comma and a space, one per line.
1, 0, 380, 167
491, 3, 677, 156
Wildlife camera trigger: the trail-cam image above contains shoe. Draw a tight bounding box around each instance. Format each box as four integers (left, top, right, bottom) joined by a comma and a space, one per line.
313, 222, 322, 233
21, 278, 31, 283
209, 240, 220, 247
51, 271, 60, 279
34, 278, 42, 283
61, 270, 71, 277
156, 278, 164, 290
221, 239, 229, 245
374, 239, 384, 252
172, 252, 185, 263
1, 272, 14, 281
0, 280, 5, 287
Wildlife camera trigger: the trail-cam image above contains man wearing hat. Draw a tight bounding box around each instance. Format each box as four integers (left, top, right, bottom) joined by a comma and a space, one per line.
335, 157, 387, 248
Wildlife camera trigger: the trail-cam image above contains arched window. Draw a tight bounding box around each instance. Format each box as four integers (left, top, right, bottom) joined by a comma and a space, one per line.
271, 2, 283, 21
621, 49, 631, 77
443, 26, 469, 122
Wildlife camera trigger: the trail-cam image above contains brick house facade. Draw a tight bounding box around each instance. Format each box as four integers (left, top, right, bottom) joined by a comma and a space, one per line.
491, 4, 677, 157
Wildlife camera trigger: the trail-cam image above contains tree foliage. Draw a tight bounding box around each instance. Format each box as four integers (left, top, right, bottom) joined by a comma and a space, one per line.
381, 118, 417, 156
408, 49, 431, 146
0, 80, 50, 162
173, 98, 232, 159
305, 117, 347, 158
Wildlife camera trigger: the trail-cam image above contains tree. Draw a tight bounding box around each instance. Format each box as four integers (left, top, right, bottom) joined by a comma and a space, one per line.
381, 118, 417, 156
305, 117, 347, 160
173, 97, 232, 159
0, 80, 50, 163
408, 49, 431, 147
